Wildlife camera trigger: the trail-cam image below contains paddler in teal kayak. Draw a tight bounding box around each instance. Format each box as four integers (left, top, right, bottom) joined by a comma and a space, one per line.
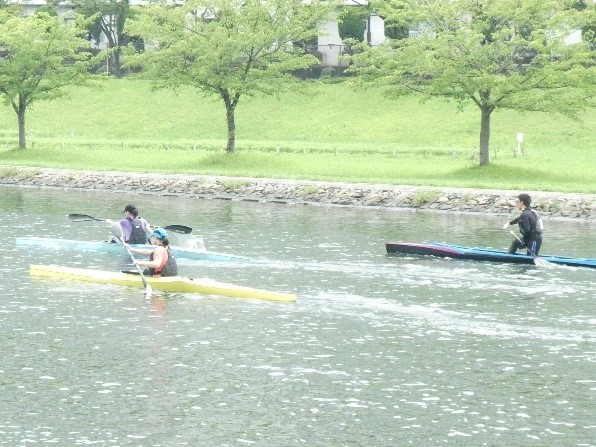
128, 228, 178, 277
106, 204, 153, 244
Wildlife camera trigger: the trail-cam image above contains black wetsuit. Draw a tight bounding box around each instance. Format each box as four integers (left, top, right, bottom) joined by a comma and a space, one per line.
508, 208, 542, 255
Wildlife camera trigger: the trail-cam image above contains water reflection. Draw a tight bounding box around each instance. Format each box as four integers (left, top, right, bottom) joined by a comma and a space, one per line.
0, 188, 25, 211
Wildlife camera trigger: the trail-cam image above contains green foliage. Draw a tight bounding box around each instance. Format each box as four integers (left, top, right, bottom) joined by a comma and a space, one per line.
352, 0, 596, 166
0, 10, 104, 148
578, 0, 596, 47
383, 23, 409, 40
300, 185, 320, 196
0, 167, 19, 178
125, 0, 334, 153
34, 0, 61, 16
337, 6, 367, 42
222, 179, 250, 191
70, 0, 136, 77
412, 190, 439, 206
0, 166, 39, 179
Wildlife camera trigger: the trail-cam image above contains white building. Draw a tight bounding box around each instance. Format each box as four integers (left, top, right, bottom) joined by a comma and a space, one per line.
9, 0, 74, 17
318, 0, 385, 67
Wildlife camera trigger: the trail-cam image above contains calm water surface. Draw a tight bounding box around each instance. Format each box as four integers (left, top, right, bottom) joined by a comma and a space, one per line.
0, 186, 594, 446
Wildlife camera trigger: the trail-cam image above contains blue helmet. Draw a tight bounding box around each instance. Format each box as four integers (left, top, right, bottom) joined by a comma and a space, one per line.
148, 228, 168, 240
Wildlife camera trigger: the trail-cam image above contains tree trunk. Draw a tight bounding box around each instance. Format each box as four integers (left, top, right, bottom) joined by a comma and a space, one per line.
111, 49, 122, 78
101, 17, 122, 77
221, 90, 236, 153
17, 95, 27, 149
226, 107, 236, 153
479, 105, 492, 166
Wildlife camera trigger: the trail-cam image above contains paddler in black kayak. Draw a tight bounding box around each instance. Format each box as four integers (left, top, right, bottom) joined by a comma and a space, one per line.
503, 193, 543, 256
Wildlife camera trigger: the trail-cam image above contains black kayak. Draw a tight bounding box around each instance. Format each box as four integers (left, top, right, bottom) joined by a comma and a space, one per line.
385, 242, 596, 269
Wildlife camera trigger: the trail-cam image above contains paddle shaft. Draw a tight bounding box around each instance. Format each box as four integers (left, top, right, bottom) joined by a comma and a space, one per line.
124, 244, 151, 291
115, 236, 153, 295
508, 230, 549, 266
508, 230, 537, 256
68, 214, 192, 234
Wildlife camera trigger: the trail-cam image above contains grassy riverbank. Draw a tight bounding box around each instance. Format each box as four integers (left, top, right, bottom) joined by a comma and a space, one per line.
0, 79, 594, 193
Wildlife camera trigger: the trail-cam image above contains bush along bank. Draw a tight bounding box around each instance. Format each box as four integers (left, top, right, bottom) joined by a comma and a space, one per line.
1, 167, 594, 221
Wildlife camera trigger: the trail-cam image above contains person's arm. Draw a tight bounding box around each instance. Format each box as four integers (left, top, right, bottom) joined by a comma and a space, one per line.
135, 247, 164, 268
126, 244, 154, 256
503, 215, 520, 229
142, 218, 153, 235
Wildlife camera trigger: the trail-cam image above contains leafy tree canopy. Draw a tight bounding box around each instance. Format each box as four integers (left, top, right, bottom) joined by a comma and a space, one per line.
0, 10, 103, 148
125, 0, 335, 152
338, 5, 368, 42
349, 0, 595, 165
70, 0, 140, 76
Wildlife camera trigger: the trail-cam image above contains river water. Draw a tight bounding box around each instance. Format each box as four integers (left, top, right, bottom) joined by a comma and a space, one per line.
0, 186, 594, 446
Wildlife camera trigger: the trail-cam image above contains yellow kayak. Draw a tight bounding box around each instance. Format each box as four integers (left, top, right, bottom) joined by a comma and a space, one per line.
30, 264, 296, 303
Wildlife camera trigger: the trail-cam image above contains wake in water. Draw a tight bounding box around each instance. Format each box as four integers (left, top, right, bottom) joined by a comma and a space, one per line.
302, 291, 596, 344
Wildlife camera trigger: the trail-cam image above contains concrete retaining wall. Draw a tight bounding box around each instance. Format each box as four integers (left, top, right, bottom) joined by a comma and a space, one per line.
1, 167, 594, 221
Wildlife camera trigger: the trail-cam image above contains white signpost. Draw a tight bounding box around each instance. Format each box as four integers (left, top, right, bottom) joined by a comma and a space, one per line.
516, 132, 524, 156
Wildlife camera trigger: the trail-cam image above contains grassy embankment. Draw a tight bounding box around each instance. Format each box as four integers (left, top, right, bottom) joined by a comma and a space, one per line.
0, 78, 594, 193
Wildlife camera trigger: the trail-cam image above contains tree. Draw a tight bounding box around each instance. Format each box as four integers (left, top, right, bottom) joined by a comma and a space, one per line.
70, 0, 137, 77
350, 0, 595, 166
338, 5, 368, 42
125, 0, 334, 153
0, 10, 101, 148
574, 0, 596, 48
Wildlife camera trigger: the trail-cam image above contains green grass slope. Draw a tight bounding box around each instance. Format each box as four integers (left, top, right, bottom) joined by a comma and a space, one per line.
0, 79, 594, 192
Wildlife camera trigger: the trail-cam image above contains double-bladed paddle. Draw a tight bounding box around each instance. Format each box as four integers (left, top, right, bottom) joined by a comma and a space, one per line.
508, 229, 551, 267
110, 223, 153, 295
68, 213, 192, 234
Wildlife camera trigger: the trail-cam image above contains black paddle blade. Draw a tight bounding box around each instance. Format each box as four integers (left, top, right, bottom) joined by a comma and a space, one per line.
68, 213, 104, 222
163, 224, 193, 234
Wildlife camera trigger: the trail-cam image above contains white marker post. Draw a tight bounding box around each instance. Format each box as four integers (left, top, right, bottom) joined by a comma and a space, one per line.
516, 132, 524, 157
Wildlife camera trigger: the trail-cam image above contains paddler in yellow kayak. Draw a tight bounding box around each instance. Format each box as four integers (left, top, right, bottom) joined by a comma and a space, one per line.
128, 228, 178, 277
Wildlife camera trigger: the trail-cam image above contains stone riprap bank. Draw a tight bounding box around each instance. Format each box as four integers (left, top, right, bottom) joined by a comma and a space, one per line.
1, 167, 594, 221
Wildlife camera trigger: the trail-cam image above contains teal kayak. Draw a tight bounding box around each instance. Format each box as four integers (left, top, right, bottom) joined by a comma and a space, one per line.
16, 237, 252, 262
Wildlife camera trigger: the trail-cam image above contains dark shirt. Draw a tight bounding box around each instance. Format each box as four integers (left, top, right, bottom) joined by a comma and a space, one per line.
510, 208, 539, 244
